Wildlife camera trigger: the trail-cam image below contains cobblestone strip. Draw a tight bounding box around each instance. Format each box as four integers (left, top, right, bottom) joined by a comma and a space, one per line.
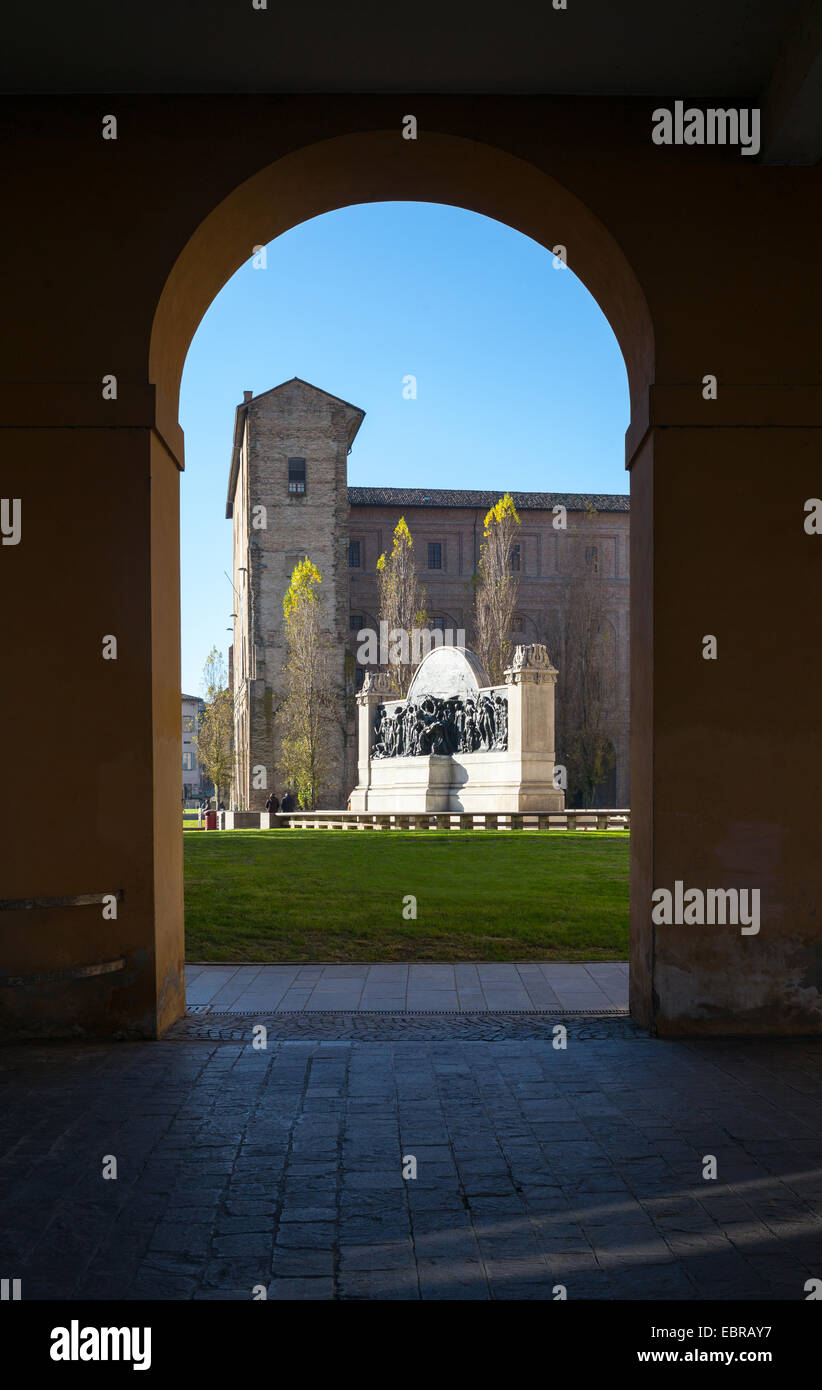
166, 1011, 644, 1044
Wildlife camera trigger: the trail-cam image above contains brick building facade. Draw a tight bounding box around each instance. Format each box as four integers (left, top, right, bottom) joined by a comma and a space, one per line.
227, 378, 630, 810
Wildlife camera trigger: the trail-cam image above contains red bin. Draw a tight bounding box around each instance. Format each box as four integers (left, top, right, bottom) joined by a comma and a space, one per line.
205, 811, 218, 830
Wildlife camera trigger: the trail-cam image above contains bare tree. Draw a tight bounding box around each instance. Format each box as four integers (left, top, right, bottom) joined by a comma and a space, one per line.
376, 516, 427, 694
473, 493, 521, 684
277, 557, 337, 810
545, 544, 617, 808
193, 647, 233, 807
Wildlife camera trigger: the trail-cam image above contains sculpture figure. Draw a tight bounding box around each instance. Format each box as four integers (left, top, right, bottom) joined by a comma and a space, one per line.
464, 699, 480, 752
370, 691, 508, 758
493, 695, 508, 749
372, 704, 386, 757
478, 694, 495, 750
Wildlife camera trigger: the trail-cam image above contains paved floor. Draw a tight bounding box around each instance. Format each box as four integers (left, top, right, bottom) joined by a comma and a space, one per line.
186, 962, 629, 1012
2, 1024, 821, 1300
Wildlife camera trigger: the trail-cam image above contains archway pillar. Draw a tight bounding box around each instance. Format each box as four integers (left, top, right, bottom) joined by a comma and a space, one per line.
0, 415, 185, 1040
629, 391, 822, 1035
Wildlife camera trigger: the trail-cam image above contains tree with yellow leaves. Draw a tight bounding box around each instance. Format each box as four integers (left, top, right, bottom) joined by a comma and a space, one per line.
473, 493, 521, 683
277, 557, 336, 810
376, 516, 427, 694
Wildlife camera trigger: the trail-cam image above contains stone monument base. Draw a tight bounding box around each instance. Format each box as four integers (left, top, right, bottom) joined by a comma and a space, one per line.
349, 752, 566, 814
351, 643, 567, 818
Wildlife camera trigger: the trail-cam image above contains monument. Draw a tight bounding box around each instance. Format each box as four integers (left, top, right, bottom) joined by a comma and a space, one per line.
350, 644, 567, 813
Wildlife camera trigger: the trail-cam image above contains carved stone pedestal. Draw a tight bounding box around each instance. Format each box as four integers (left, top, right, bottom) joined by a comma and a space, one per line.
349, 645, 566, 814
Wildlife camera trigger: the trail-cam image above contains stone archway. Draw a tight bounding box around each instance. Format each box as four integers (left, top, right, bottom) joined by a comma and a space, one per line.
150, 130, 655, 420
148, 128, 653, 1030
5, 101, 819, 1040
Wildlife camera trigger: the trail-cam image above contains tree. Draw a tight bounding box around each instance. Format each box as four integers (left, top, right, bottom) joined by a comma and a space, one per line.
193, 647, 233, 807
277, 557, 337, 810
473, 493, 521, 684
545, 547, 617, 808
376, 516, 427, 694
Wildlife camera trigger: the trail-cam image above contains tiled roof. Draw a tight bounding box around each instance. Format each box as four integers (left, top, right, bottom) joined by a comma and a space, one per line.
348, 487, 629, 511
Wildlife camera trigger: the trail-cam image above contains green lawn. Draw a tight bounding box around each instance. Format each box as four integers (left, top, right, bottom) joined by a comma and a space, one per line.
184, 828, 629, 963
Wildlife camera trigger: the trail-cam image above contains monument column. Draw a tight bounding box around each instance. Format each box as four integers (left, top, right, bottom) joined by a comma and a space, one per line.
351, 671, 395, 811
504, 643, 558, 757
503, 644, 565, 812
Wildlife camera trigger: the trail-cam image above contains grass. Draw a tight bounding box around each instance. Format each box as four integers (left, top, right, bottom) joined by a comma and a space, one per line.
184, 828, 629, 963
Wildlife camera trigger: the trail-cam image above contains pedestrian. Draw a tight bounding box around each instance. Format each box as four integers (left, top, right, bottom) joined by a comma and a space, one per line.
218, 800, 225, 812
280, 789, 296, 813
265, 792, 280, 814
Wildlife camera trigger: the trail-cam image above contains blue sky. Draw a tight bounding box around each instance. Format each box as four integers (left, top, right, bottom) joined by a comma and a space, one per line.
179, 201, 629, 695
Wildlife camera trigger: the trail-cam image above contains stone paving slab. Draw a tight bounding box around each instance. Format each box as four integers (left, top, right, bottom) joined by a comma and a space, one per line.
185, 962, 628, 1013
1, 1026, 821, 1301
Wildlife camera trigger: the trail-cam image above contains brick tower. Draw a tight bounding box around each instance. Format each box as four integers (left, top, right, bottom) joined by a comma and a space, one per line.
226, 378, 365, 809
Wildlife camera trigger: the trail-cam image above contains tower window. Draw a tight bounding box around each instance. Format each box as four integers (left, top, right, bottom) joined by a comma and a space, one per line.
510, 544, 521, 572
348, 541, 360, 568
585, 545, 599, 573
288, 458, 306, 495
428, 542, 442, 570
431, 616, 446, 631
350, 614, 364, 632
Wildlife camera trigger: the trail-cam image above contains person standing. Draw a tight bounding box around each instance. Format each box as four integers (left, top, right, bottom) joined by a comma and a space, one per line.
280, 790, 296, 813
265, 792, 280, 814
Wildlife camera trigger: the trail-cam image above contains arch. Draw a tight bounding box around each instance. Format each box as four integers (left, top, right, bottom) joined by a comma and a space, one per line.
149, 129, 654, 427
406, 644, 489, 702
515, 612, 543, 642
426, 609, 464, 635
3, 102, 818, 1044
352, 609, 380, 634
148, 125, 653, 1032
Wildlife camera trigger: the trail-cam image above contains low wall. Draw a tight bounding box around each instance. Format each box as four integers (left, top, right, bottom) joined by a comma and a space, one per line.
211, 809, 630, 831
278, 809, 630, 831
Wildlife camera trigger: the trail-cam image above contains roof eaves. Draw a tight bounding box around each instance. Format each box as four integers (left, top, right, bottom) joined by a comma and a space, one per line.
225, 401, 249, 519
